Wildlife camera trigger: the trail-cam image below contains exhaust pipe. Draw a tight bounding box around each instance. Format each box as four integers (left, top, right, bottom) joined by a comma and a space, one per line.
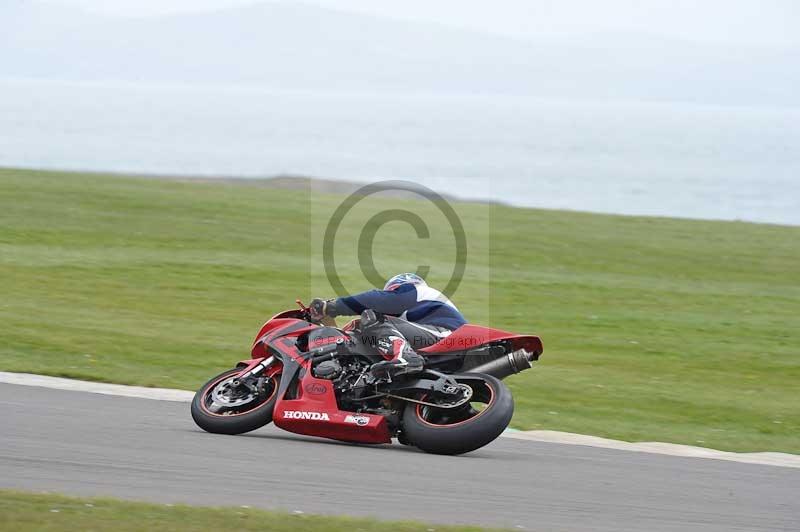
468, 349, 538, 380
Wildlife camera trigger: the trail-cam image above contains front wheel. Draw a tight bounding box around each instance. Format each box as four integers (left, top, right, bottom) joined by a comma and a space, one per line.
191, 368, 280, 435
401, 373, 513, 455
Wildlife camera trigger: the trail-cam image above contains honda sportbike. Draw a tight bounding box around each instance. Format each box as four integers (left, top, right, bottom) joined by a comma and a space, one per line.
191, 301, 543, 455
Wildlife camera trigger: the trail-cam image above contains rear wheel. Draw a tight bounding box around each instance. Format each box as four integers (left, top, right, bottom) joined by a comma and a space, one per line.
401, 373, 513, 455
190, 368, 280, 435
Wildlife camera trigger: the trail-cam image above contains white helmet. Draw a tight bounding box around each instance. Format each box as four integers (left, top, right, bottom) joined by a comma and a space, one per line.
384, 272, 426, 291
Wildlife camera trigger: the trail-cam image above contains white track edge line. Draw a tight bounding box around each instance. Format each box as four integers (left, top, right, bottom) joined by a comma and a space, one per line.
0, 372, 195, 402
2, 371, 798, 469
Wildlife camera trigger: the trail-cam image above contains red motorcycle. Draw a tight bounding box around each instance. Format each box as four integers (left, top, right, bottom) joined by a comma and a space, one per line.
191, 301, 543, 455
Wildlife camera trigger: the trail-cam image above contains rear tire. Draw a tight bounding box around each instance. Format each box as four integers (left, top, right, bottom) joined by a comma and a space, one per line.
401, 373, 513, 455
191, 368, 280, 435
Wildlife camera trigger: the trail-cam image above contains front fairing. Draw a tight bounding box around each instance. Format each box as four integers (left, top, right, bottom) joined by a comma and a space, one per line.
250, 315, 314, 358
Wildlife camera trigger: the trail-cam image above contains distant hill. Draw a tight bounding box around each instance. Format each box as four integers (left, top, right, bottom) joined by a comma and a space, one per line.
2, 0, 798, 106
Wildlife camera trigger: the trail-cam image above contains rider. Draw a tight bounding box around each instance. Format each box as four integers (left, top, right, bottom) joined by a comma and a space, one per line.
310, 273, 467, 381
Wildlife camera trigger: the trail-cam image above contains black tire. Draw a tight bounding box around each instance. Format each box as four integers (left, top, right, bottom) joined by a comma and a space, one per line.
190, 368, 280, 435
401, 373, 513, 455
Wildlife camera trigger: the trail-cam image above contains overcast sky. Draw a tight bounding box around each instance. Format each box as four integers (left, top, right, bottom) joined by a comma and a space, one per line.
43, 0, 800, 48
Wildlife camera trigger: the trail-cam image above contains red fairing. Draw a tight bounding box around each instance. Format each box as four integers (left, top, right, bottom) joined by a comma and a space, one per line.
251, 309, 311, 347
250, 318, 313, 358
246, 311, 392, 444
420, 324, 543, 355
273, 371, 391, 444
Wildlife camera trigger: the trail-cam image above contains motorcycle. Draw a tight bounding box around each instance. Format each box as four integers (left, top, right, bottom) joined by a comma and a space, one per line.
191, 300, 543, 455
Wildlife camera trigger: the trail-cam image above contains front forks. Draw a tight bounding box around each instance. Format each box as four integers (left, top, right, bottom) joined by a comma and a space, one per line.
232, 356, 276, 394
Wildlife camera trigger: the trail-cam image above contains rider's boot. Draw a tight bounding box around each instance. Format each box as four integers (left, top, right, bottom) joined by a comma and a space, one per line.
369, 347, 424, 381
361, 309, 424, 381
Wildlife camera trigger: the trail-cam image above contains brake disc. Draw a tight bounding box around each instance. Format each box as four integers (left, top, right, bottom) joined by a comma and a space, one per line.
211, 377, 256, 408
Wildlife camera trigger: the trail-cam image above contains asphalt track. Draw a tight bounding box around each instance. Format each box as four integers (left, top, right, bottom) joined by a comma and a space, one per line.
2, 383, 798, 531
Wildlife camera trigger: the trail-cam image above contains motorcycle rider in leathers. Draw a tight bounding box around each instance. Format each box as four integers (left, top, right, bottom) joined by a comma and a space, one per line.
309, 273, 467, 380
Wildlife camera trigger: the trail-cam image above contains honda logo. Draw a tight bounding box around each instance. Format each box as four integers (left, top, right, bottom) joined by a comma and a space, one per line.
283, 411, 330, 421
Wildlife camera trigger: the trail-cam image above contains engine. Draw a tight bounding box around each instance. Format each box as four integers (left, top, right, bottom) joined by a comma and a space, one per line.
312, 360, 342, 380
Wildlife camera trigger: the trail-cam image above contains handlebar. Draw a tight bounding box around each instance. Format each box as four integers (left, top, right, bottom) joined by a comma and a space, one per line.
293, 299, 321, 324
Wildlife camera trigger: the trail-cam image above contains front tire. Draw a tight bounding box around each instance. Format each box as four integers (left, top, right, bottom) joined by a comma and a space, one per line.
401, 373, 513, 455
191, 368, 280, 435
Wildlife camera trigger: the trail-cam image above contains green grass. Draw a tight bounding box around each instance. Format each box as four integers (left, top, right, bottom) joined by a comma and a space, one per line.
1, 168, 798, 453
0, 490, 501, 532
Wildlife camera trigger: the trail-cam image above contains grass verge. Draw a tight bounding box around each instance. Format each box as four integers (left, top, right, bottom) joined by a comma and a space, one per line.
0, 490, 500, 532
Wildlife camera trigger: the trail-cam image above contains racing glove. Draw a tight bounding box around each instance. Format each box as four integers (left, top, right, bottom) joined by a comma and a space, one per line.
309, 298, 335, 321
